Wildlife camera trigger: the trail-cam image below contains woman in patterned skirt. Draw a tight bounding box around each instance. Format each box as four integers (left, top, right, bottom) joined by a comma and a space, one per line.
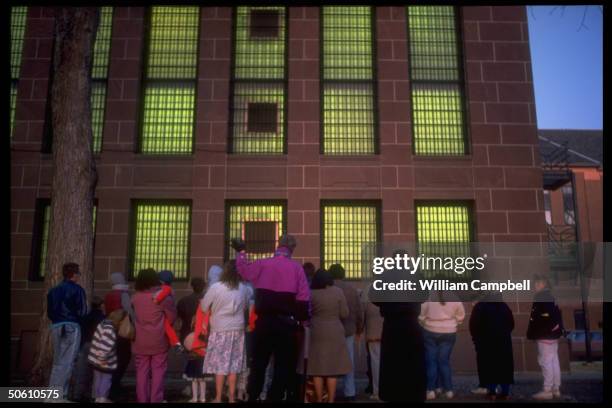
201, 260, 250, 403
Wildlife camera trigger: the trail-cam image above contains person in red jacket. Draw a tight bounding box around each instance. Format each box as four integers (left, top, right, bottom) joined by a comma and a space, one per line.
154, 270, 183, 352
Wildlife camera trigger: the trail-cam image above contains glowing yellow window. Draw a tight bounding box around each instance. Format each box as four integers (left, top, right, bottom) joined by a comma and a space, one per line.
322, 203, 380, 279
130, 202, 191, 280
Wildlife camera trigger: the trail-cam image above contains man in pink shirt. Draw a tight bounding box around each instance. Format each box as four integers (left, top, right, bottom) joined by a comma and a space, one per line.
232, 235, 310, 402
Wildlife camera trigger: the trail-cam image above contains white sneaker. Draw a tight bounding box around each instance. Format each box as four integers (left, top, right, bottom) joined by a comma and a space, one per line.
533, 390, 554, 400
426, 390, 436, 400
444, 391, 454, 399
369, 394, 380, 400
471, 387, 488, 395
94, 397, 112, 403
552, 389, 562, 398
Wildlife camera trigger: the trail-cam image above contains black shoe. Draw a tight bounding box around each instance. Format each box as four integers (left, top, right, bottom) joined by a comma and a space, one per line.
344, 396, 356, 402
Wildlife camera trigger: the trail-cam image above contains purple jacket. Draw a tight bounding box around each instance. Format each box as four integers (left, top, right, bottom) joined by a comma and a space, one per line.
236, 247, 311, 321
131, 287, 177, 355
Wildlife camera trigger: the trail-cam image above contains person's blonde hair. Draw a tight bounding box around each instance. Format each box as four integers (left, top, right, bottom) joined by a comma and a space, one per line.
108, 309, 127, 328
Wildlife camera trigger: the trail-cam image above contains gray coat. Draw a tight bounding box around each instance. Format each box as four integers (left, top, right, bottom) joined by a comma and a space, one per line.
298, 286, 352, 376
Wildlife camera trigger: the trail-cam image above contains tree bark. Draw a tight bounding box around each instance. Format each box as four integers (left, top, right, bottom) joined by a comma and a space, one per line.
29, 7, 99, 387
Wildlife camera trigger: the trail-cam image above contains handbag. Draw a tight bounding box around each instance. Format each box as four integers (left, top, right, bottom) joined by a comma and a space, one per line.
118, 314, 135, 340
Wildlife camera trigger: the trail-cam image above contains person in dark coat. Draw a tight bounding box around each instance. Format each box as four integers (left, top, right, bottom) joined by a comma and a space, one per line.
371, 250, 429, 403
469, 291, 515, 400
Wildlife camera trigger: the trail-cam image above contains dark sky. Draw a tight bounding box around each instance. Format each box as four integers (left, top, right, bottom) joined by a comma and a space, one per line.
527, 5, 602, 130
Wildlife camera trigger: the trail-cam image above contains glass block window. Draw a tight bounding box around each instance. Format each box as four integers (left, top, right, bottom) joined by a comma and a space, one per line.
321, 7, 376, 155
31, 200, 97, 280
321, 202, 380, 279
11, 6, 27, 138
231, 7, 287, 154
323, 83, 375, 154
415, 202, 473, 278
129, 201, 192, 280
140, 6, 199, 154
407, 6, 467, 155
91, 7, 113, 153
226, 202, 286, 261
92, 7, 114, 80
234, 6, 286, 80
232, 82, 285, 154
11, 7, 27, 80
141, 83, 195, 154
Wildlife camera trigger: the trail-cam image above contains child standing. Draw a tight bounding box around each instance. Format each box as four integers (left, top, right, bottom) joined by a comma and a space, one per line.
87, 309, 126, 403
154, 270, 183, 352
182, 303, 211, 402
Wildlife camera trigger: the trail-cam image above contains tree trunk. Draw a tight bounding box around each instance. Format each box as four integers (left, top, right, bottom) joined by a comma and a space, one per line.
29, 7, 99, 387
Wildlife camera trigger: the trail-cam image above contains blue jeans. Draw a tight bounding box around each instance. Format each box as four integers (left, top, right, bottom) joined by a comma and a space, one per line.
343, 335, 356, 397
48, 323, 81, 399
423, 330, 456, 392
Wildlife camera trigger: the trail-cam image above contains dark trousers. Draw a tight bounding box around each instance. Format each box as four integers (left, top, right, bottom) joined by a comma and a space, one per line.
247, 316, 298, 402
110, 337, 132, 396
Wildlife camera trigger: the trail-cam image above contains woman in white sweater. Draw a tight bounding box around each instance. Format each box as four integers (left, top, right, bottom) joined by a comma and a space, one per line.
419, 291, 465, 400
201, 260, 250, 403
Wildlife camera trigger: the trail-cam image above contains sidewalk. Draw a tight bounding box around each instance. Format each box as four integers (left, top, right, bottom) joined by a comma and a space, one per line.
109, 362, 602, 403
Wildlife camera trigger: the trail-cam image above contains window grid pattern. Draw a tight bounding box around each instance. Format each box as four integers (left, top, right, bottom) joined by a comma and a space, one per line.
131, 203, 191, 279
91, 7, 113, 154
322, 203, 379, 279
142, 83, 195, 154
35, 203, 97, 279
141, 6, 199, 154
11, 7, 27, 80
226, 203, 285, 261
416, 203, 473, 279
231, 7, 287, 154
321, 7, 376, 155
11, 6, 27, 138
407, 6, 467, 156
232, 82, 285, 154
234, 6, 286, 80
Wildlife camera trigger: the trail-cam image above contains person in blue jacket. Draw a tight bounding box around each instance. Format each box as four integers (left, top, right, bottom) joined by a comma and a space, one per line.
46, 262, 88, 401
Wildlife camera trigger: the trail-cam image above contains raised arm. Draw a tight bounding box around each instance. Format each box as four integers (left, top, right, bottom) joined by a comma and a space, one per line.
235, 251, 264, 285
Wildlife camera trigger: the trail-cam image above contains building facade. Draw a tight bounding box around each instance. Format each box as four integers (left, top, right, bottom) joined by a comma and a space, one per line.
11, 6, 557, 375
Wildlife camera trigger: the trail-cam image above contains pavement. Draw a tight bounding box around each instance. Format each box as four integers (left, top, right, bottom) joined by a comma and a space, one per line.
102, 361, 602, 403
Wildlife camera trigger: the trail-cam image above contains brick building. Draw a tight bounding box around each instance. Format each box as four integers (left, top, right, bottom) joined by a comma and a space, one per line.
540, 129, 603, 334
11, 5, 561, 375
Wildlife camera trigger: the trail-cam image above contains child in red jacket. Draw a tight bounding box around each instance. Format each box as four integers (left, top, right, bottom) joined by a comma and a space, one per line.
154, 270, 183, 352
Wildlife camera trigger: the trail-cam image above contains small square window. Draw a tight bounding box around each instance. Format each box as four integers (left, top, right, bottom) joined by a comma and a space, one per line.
247, 102, 277, 133
250, 10, 280, 38
244, 221, 278, 254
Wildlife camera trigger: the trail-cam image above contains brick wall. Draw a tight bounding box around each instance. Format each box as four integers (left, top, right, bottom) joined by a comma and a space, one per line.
11, 6, 556, 373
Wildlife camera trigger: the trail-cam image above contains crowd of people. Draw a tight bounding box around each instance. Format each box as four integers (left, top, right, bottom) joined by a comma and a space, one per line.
44, 236, 566, 403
